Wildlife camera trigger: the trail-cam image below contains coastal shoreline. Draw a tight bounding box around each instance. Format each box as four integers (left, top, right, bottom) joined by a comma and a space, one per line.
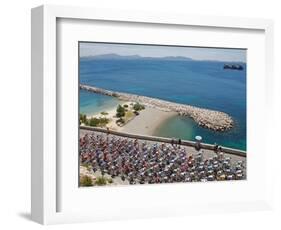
83, 101, 177, 135
84, 100, 128, 131
80, 84, 234, 132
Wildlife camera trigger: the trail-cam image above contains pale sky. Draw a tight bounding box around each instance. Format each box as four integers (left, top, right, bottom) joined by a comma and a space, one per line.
80, 42, 246, 62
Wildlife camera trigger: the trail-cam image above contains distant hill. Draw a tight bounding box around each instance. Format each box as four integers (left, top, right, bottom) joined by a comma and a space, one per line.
82, 53, 194, 61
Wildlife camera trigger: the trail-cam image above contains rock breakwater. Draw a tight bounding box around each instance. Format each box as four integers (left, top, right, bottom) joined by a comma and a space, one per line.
80, 84, 234, 131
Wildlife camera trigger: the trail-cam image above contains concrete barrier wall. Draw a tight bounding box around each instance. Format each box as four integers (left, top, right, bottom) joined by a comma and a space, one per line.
80, 126, 246, 158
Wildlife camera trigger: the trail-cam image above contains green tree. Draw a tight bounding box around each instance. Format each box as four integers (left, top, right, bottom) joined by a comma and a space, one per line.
89, 117, 99, 126
116, 104, 125, 117
80, 113, 87, 124
133, 102, 145, 111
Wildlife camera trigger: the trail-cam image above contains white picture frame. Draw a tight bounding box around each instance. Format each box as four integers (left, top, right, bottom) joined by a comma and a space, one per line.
31, 5, 274, 225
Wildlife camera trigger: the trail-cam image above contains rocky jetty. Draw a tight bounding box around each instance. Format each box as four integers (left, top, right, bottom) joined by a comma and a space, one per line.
80, 84, 234, 132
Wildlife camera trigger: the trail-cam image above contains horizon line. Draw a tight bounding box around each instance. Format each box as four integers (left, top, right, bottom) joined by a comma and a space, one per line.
80, 53, 246, 63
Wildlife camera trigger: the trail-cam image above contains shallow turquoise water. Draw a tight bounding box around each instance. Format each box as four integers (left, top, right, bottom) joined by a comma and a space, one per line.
80, 90, 121, 116
153, 116, 246, 151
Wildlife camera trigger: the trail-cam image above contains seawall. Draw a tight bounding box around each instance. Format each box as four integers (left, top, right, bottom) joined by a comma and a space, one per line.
80, 126, 246, 157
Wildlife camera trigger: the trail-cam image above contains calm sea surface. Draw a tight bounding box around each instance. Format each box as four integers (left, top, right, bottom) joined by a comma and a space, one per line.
80, 58, 246, 151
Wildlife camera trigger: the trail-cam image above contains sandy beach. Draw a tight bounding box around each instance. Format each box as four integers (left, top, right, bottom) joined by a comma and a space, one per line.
120, 106, 177, 135
83, 101, 177, 136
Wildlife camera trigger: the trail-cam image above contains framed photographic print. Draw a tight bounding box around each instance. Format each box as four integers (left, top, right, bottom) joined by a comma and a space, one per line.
31, 5, 274, 224
78, 42, 247, 187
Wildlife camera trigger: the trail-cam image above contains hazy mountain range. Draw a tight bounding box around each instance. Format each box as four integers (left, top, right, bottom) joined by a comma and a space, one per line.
81, 53, 194, 61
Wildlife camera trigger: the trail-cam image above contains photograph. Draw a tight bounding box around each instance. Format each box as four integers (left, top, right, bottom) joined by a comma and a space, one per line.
79, 42, 247, 187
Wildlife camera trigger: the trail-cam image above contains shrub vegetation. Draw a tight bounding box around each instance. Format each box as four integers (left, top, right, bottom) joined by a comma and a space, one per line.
80, 113, 109, 127
133, 102, 145, 111
80, 175, 93, 186
95, 176, 107, 186
116, 118, 125, 124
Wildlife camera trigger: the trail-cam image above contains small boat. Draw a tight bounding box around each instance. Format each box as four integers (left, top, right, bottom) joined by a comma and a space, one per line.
223, 64, 244, 70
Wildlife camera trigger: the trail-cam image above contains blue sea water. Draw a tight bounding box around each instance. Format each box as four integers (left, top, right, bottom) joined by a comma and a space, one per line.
79, 58, 246, 151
